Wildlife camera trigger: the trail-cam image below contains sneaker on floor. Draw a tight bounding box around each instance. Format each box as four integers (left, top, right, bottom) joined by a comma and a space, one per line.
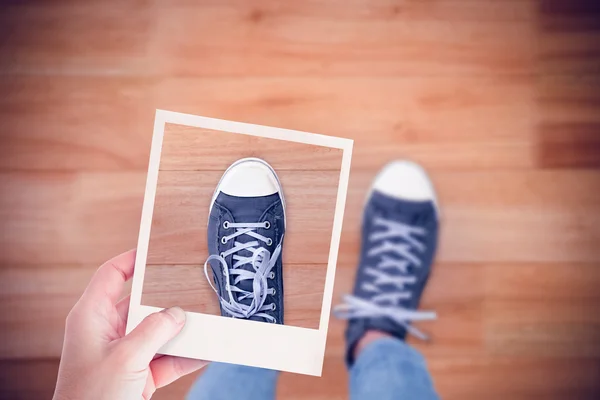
334, 160, 439, 364
204, 158, 286, 324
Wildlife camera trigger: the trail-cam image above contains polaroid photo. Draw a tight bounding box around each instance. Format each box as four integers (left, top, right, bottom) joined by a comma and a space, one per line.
127, 110, 353, 376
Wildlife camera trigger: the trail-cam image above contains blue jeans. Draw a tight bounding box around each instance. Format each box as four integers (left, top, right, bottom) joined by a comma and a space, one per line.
187, 338, 440, 400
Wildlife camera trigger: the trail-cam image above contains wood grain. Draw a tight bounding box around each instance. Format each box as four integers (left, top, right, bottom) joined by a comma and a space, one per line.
486, 299, 600, 357
5, 261, 598, 361
0, 360, 59, 400
147, 170, 339, 265
340, 170, 600, 264
0, 264, 129, 359
160, 124, 344, 171
537, 75, 600, 167
0, 2, 155, 75
0, 172, 144, 265
0, 1, 536, 77
2, 356, 598, 400
275, 355, 600, 400
538, 122, 600, 168
0, 76, 534, 171
147, 0, 534, 77
536, 0, 600, 169
142, 263, 326, 329
142, 124, 341, 329
3, 170, 598, 266
539, 0, 600, 75
2, 0, 600, 399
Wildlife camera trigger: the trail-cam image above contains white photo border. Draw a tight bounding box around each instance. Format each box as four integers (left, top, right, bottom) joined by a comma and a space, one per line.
127, 110, 353, 376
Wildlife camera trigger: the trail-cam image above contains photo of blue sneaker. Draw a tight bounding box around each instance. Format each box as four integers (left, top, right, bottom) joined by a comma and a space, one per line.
203, 158, 286, 324
335, 160, 439, 364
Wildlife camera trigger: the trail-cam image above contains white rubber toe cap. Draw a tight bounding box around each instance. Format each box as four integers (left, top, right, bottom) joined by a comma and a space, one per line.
218, 159, 279, 197
372, 160, 437, 206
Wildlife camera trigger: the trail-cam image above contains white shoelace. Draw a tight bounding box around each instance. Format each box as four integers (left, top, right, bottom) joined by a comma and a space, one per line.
334, 217, 436, 340
204, 221, 281, 323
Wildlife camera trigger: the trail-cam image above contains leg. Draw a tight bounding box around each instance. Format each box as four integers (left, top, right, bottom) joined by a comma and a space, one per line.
350, 333, 439, 400
187, 362, 278, 400
333, 161, 441, 399
190, 160, 284, 400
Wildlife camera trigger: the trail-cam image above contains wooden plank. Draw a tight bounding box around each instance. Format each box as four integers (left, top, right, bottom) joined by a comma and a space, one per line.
486, 299, 600, 357
149, 0, 535, 77
428, 356, 600, 400
2, 2, 600, 400
160, 123, 343, 171
537, 75, 600, 167
0, 2, 155, 75
485, 262, 600, 357
142, 263, 326, 330
0, 76, 535, 171
147, 170, 339, 265
2, 170, 600, 266
538, 0, 600, 75
485, 262, 600, 300
2, 264, 598, 363
538, 75, 600, 124
0, 76, 154, 171
0, 0, 535, 77
0, 262, 483, 359
0, 359, 59, 400
537, 0, 600, 170
0, 264, 132, 359
339, 169, 600, 263
537, 122, 600, 168
154, 76, 534, 143
278, 355, 600, 400
154, 76, 535, 170
0, 172, 144, 265
1, 356, 599, 400
540, 31, 600, 75
1, 261, 599, 396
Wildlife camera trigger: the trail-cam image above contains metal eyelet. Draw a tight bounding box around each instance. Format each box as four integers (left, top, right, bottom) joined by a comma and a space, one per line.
223, 221, 230, 229
264, 221, 270, 229
271, 304, 276, 311
268, 272, 275, 279
267, 238, 273, 246
270, 288, 276, 295
219, 252, 225, 258
221, 237, 227, 244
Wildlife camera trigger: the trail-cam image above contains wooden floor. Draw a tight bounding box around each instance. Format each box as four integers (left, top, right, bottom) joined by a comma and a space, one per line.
142, 123, 342, 329
1, 0, 600, 399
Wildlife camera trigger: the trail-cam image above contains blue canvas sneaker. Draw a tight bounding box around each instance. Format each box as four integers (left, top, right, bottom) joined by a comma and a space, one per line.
334, 160, 438, 364
203, 158, 286, 324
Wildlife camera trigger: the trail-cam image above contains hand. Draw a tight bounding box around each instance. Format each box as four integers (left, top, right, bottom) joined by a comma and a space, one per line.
53, 250, 207, 400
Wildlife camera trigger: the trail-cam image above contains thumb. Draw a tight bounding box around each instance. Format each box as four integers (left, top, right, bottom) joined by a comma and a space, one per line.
117, 307, 186, 371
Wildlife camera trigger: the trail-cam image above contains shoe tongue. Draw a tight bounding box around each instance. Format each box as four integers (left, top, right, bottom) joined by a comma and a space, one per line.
216, 192, 280, 222
233, 249, 259, 305
370, 191, 437, 225
215, 192, 279, 308
233, 249, 275, 319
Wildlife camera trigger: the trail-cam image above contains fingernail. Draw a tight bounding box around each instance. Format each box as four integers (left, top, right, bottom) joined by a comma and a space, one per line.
163, 306, 186, 325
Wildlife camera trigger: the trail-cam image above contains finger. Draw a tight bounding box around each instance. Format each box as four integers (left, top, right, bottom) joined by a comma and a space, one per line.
82, 249, 136, 305
115, 294, 131, 322
116, 307, 186, 371
149, 356, 207, 389
115, 294, 131, 337
142, 371, 157, 400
